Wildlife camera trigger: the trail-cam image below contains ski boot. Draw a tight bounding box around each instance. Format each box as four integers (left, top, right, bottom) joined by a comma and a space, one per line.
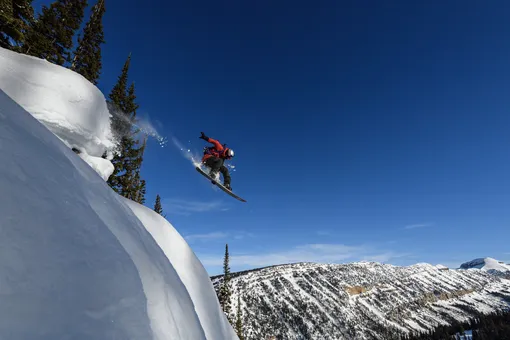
209, 170, 219, 184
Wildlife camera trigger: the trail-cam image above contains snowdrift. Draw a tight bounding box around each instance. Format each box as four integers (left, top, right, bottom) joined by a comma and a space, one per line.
0, 47, 237, 339
0, 47, 114, 157
0, 47, 115, 180
124, 199, 237, 339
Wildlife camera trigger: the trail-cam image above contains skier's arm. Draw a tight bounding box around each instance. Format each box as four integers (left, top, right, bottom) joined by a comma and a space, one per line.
207, 138, 223, 151
200, 132, 223, 151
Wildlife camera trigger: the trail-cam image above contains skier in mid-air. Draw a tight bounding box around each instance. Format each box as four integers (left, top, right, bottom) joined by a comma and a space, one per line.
199, 131, 234, 191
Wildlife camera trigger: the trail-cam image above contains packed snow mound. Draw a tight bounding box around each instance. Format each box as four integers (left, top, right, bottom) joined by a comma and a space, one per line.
460, 257, 510, 273
123, 199, 238, 340
0, 89, 237, 338
0, 47, 115, 160
76, 149, 115, 181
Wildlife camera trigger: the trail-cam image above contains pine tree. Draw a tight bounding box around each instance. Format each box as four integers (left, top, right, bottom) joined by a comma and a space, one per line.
0, 0, 35, 49
219, 243, 232, 322
109, 54, 130, 118
138, 179, 146, 203
125, 82, 139, 119
127, 84, 147, 204
154, 194, 163, 215
124, 136, 146, 204
235, 294, 244, 340
108, 133, 139, 196
107, 55, 147, 203
23, 0, 87, 65
107, 54, 132, 193
71, 0, 105, 84
129, 171, 146, 204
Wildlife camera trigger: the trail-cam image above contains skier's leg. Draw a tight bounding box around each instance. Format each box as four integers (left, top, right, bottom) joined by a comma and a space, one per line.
204, 157, 222, 180
205, 157, 221, 171
219, 165, 231, 190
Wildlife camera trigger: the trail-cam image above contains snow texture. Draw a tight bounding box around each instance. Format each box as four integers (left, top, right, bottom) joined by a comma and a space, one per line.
0, 47, 116, 180
460, 257, 510, 273
213, 261, 510, 340
77, 149, 115, 181
124, 199, 238, 340
0, 46, 237, 339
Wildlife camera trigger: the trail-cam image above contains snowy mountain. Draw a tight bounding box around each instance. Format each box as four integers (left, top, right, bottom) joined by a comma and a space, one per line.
0, 46, 237, 339
460, 257, 510, 276
212, 261, 510, 340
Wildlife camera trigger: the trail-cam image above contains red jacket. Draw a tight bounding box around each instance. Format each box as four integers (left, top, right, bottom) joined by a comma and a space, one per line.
202, 138, 231, 162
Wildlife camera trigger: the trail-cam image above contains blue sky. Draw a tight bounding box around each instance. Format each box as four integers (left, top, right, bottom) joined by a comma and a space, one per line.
35, 0, 510, 275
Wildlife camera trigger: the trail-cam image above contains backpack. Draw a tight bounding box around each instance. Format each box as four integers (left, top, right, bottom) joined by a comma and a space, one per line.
203, 143, 227, 156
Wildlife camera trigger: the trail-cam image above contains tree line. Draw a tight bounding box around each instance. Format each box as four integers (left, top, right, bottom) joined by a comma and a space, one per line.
406, 309, 510, 340
1, 0, 165, 213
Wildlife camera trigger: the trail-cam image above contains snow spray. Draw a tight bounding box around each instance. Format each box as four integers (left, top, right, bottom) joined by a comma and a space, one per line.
134, 117, 168, 148
107, 102, 168, 147
171, 137, 203, 168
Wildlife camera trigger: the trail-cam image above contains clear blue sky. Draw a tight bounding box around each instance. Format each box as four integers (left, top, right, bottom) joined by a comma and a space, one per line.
36, 0, 510, 275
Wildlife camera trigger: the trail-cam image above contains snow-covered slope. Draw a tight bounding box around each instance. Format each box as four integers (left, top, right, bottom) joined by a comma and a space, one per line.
435, 264, 448, 270
0, 47, 115, 180
212, 261, 510, 340
0, 47, 237, 339
460, 257, 510, 274
124, 199, 237, 339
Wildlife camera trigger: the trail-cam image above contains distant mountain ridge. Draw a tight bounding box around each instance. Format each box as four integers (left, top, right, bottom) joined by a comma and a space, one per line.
212, 259, 510, 340
460, 257, 510, 273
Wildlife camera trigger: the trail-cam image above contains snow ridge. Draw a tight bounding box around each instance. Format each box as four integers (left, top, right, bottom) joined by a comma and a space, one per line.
0, 47, 115, 158
460, 257, 510, 273
213, 261, 510, 340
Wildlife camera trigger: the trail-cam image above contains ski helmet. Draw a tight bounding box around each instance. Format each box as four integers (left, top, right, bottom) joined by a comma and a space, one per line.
226, 148, 234, 158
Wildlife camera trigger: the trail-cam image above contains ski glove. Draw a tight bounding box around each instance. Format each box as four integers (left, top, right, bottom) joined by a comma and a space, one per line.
199, 132, 209, 141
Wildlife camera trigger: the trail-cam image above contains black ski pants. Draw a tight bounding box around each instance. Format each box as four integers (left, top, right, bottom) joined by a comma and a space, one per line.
204, 156, 231, 185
